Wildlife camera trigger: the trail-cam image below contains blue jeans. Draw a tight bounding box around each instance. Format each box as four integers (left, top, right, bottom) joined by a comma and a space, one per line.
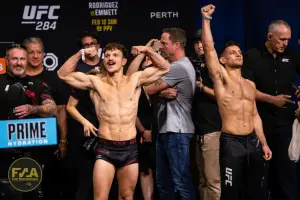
156, 132, 196, 200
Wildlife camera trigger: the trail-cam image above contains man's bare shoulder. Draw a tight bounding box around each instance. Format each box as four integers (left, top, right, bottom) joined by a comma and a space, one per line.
126, 71, 142, 84
128, 71, 142, 79
88, 74, 104, 81
245, 78, 256, 89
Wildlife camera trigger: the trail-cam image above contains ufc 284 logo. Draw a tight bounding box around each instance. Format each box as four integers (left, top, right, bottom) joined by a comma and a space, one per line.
225, 167, 233, 186
21, 5, 60, 31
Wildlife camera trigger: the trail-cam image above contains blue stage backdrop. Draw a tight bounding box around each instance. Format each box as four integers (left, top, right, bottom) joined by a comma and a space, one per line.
197, 0, 300, 54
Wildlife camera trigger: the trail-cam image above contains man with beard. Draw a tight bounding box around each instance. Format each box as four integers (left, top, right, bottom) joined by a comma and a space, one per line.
0, 44, 57, 199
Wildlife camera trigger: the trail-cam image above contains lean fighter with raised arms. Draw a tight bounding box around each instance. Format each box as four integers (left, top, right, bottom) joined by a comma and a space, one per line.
201, 4, 272, 200
57, 43, 170, 200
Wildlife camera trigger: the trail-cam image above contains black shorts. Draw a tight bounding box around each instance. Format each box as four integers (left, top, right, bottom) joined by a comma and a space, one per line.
94, 138, 138, 169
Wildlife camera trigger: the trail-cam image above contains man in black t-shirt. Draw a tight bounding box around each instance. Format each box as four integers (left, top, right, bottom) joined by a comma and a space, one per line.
22, 37, 69, 200
23, 37, 69, 158
0, 44, 56, 120
190, 29, 222, 200
66, 31, 101, 200
0, 44, 57, 200
244, 20, 300, 200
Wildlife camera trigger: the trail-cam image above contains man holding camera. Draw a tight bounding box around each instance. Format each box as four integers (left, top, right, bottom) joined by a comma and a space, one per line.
191, 29, 222, 200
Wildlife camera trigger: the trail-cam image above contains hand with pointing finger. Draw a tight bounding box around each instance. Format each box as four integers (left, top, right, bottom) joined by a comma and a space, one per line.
271, 94, 295, 108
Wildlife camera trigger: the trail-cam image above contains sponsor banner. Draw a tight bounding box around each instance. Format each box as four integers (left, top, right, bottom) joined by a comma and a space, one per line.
0, 58, 6, 74
89, 1, 119, 32
8, 157, 42, 192
0, 0, 197, 69
21, 5, 60, 31
0, 118, 57, 149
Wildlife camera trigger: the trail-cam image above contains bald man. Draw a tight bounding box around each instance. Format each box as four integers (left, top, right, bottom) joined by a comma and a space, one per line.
244, 20, 300, 200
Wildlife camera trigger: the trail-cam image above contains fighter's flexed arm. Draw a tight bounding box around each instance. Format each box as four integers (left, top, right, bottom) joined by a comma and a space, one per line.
131, 46, 170, 87
57, 47, 97, 90
201, 5, 229, 93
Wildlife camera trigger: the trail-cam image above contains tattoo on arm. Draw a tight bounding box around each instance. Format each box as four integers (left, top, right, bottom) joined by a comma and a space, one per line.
32, 99, 57, 117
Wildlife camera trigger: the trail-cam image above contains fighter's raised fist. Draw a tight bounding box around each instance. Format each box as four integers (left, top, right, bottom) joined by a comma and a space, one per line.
131, 46, 149, 56
84, 46, 98, 57
201, 4, 215, 17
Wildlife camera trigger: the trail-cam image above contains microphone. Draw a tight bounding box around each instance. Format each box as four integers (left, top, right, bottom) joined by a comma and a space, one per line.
7, 83, 27, 119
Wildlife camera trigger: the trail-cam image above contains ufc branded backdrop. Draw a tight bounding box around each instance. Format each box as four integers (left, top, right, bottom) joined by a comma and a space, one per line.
0, 0, 197, 73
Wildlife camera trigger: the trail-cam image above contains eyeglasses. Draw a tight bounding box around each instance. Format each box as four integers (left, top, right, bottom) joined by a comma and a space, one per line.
82, 42, 98, 48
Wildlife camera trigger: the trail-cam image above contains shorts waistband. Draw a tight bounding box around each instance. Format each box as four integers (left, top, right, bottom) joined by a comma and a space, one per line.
221, 131, 255, 139
98, 138, 136, 148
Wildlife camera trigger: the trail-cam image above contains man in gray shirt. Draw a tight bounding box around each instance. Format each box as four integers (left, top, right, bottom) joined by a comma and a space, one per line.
145, 27, 196, 200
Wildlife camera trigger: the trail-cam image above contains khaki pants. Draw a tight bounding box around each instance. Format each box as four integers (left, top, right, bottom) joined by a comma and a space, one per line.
196, 132, 221, 200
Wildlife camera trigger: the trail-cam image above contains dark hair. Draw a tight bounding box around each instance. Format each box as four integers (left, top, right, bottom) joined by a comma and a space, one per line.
192, 28, 202, 43
77, 31, 101, 47
162, 27, 187, 48
220, 41, 241, 57
103, 43, 128, 59
6, 44, 27, 57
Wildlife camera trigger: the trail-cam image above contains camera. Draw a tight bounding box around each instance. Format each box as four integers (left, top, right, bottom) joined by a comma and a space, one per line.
189, 55, 205, 81
82, 135, 98, 152
7, 82, 27, 119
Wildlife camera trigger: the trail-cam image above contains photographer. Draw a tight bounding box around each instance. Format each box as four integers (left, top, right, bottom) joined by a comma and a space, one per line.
66, 31, 102, 200
191, 29, 222, 200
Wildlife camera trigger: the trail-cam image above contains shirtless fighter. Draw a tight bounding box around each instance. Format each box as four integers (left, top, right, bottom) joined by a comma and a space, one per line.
201, 5, 272, 200
57, 43, 170, 200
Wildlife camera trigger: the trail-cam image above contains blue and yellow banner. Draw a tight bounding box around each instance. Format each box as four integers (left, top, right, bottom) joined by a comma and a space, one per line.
0, 118, 57, 148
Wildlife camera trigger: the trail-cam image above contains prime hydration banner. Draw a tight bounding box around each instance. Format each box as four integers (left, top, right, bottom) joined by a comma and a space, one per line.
0, 118, 57, 148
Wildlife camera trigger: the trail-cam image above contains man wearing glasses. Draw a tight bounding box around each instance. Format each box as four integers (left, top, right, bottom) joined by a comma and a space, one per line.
66, 31, 102, 200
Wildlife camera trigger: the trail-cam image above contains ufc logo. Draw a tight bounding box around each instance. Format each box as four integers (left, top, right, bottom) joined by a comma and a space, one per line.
22, 5, 60, 20
225, 167, 232, 186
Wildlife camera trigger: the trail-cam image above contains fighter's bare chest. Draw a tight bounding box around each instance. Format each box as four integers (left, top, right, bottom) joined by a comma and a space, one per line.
95, 85, 140, 102
226, 81, 255, 100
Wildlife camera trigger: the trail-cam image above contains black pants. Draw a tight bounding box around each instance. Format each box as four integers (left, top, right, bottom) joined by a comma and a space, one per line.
68, 120, 94, 200
220, 132, 267, 200
264, 123, 299, 200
